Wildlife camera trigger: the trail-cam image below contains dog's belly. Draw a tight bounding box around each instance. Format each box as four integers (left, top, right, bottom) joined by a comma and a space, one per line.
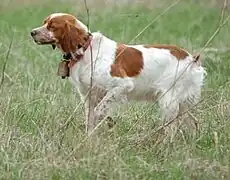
127, 88, 160, 101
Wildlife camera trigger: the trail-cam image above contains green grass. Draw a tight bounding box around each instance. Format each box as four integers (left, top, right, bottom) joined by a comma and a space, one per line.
0, 1, 230, 179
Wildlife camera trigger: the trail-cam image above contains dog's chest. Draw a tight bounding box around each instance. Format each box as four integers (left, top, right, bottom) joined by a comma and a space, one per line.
68, 60, 105, 88
69, 61, 88, 88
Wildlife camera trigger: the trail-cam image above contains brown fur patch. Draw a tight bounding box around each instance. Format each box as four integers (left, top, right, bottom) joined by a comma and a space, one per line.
45, 14, 89, 53
144, 44, 189, 60
110, 44, 143, 78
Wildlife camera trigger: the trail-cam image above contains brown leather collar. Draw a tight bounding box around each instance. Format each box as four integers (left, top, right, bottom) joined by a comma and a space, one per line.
58, 35, 92, 79
63, 35, 92, 67
82, 34, 93, 51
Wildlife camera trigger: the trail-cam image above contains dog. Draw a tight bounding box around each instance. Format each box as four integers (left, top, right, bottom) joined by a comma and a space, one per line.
31, 13, 206, 138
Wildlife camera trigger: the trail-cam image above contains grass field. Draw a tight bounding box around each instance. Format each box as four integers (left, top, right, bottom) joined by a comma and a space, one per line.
0, 0, 230, 179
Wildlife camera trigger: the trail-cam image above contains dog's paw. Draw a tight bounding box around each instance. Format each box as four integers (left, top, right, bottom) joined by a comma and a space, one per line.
106, 116, 116, 128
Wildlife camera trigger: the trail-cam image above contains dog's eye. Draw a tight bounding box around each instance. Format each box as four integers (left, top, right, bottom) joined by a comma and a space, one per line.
47, 24, 56, 31
49, 26, 56, 31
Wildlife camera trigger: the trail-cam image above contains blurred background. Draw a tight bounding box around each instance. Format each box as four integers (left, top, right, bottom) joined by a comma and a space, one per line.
0, 0, 230, 179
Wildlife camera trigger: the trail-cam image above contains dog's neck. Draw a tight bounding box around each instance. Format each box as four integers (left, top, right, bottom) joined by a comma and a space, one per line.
62, 34, 93, 61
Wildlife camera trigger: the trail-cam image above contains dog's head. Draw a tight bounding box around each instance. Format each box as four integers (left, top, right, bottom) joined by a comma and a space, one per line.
31, 13, 90, 53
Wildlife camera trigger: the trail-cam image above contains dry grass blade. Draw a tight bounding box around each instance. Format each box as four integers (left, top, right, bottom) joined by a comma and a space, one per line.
84, 0, 90, 30
219, 0, 227, 24
198, 15, 230, 55
0, 35, 14, 89
83, 0, 95, 134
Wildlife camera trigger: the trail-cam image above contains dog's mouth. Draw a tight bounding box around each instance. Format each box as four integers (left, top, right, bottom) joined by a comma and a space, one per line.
34, 40, 56, 45
33, 39, 56, 49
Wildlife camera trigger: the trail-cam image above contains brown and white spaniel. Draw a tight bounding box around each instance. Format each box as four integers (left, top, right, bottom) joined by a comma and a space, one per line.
31, 13, 206, 138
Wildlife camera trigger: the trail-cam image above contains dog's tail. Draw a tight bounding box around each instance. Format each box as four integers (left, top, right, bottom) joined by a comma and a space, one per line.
192, 54, 202, 66
193, 54, 200, 62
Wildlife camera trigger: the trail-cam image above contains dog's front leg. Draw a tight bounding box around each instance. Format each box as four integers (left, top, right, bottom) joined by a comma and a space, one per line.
78, 86, 102, 135
84, 88, 106, 135
84, 97, 95, 135
89, 81, 134, 135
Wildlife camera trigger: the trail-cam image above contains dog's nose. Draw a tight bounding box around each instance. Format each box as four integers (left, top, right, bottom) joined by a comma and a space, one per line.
30, 30, 37, 36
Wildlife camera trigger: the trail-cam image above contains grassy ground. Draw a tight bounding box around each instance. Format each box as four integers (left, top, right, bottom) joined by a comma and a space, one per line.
0, 0, 230, 179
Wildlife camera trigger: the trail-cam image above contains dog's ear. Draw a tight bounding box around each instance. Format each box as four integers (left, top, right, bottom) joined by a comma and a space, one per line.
59, 20, 87, 53
52, 44, 56, 49
58, 21, 78, 53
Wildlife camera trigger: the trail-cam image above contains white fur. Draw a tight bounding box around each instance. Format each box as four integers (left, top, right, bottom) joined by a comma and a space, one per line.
68, 31, 206, 136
